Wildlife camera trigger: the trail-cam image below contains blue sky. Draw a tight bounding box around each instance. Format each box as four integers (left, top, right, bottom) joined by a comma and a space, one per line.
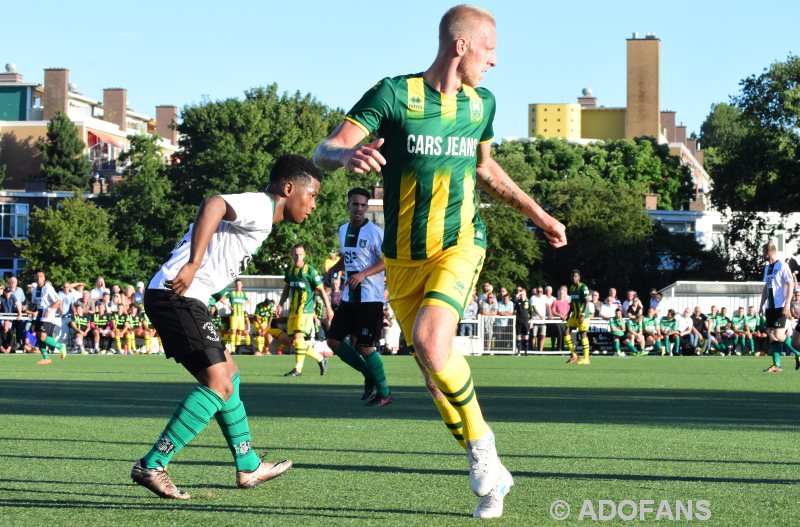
3, 1, 798, 141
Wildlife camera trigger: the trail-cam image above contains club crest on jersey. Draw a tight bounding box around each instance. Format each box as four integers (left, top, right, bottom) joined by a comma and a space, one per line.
470, 98, 483, 122
359, 239, 367, 248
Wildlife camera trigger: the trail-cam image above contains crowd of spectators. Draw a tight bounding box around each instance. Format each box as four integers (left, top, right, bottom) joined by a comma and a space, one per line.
454, 280, 800, 357
0, 275, 155, 355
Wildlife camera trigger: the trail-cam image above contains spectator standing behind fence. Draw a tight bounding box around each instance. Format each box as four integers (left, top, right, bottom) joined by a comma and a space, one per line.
621, 290, 635, 314
598, 296, 616, 320
1, 319, 15, 353
590, 290, 601, 316
550, 287, 570, 352
7, 277, 26, 346
478, 282, 493, 306
529, 287, 547, 353
481, 292, 498, 352
648, 289, 662, 316
459, 290, 479, 337
90, 276, 108, 302
495, 287, 514, 336
608, 287, 621, 307
512, 287, 532, 356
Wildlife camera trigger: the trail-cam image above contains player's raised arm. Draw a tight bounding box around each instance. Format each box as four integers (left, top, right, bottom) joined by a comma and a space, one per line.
475, 142, 567, 248
313, 121, 386, 174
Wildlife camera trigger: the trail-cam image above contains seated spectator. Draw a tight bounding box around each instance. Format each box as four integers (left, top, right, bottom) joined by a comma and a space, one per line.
1, 319, 15, 353
689, 306, 709, 355
744, 306, 761, 355
730, 307, 748, 355
641, 307, 663, 355
609, 308, 628, 356
621, 290, 636, 314
678, 308, 693, 353
660, 309, 681, 356
625, 312, 646, 355
22, 329, 40, 354
608, 287, 621, 306
70, 304, 92, 354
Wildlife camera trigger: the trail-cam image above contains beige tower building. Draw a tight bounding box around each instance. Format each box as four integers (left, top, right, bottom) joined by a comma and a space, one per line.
625, 33, 660, 140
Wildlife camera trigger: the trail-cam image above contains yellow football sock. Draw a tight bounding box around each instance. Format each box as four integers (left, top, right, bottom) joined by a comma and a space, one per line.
114, 336, 122, 352
426, 351, 488, 441
127, 335, 136, 351
144, 335, 152, 354
564, 334, 576, 354
293, 336, 308, 372
244, 333, 251, 346
581, 337, 590, 359
433, 396, 466, 449
256, 336, 265, 353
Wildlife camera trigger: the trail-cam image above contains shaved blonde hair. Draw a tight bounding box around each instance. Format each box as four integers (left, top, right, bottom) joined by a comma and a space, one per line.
438, 4, 495, 48
764, 241, 777, 254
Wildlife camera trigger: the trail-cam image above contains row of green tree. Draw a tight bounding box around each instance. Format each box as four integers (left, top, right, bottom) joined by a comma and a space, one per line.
16, 54, 799, 293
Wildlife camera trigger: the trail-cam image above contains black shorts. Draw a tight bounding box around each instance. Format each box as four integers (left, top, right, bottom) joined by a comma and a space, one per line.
765, 308, 786, 329
144, 289, 226, 374
34, 319, 54, 336
327, 301, 384, 347
515, 320, 530, 337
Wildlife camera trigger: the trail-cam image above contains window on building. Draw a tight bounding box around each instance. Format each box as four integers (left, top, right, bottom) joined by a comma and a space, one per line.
0, 258, 26, 280
0, 203, 29, 239
660, 221, 695, 234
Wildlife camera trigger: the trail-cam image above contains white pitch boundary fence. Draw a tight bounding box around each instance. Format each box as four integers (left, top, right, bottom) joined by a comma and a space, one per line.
454, 316, 611, 356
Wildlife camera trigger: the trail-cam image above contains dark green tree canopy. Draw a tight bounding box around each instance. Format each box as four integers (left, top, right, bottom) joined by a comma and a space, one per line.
37, 111, 91, 191
14, 197, 137, 285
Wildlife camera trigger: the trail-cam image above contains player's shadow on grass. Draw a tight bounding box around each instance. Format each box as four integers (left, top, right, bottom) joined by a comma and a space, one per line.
1, 379, 798, 431
0, 496, 465, 519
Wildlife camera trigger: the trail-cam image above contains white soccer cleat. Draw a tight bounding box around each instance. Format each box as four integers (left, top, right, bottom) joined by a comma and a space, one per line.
467, 431, 500, 497
473, 464, 514, 519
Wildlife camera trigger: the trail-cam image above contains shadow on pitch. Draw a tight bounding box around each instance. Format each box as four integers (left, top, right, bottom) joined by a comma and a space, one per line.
0, 496, 465, 519
1, 379, 799, 431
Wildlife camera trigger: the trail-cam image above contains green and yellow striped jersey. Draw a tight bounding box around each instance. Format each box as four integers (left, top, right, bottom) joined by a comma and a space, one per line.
568, 282, 590, 317
285, 264, 323, 316
346, 73, 495, 260
224, 290, 247, 318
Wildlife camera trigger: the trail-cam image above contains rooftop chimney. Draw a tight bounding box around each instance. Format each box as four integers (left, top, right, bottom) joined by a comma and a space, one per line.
103, 88, 127, 132
43, 68, 69, 120
155, 105, 179, 145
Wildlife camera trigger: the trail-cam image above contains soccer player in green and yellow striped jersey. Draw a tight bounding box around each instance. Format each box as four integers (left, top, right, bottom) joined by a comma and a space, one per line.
222, 280, 249, 353
313, 5, 566, 519
278, 244, 334, 376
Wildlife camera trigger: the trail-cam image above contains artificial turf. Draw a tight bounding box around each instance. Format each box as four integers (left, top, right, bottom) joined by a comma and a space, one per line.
0, 353, 797, 526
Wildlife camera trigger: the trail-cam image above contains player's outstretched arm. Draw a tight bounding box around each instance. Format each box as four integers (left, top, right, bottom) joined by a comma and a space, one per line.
166, 196, 235, 296
475, 143, 567, 248
314, 121, 386, 174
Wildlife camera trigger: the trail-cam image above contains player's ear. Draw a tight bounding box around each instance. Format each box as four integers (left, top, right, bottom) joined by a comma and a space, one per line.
281, 180, 295, 198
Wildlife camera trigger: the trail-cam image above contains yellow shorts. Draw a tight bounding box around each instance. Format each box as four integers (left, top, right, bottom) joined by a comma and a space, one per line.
386, 245, 485, 340
288, 314, 314, 337
268, 328, 283, 338
229, 315, 246, 332
254, 320, 268, 333
566, 314, 590, 332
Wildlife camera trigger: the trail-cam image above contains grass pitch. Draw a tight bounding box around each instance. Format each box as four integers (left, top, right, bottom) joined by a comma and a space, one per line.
0, 353, 797, 526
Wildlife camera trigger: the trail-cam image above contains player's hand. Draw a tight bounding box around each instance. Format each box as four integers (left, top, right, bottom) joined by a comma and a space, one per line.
540, 217, 567, 248
165, 262, 199, 297
275, 304, 283, 317
347, 272, 366, 289
326, 307, 334, 323
342, 138, 386, 174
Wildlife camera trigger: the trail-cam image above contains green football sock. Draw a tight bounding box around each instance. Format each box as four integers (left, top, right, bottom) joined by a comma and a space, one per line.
626, 341, 637, 353
613, 340, 620, 354
215, 371, 261, 472
335, 340, 369, 377
784, 338, 800, 357
770, 341, 782, 368
142, 385, 225, 468
671, 338, 679, 355
38, 340, 50, 360
364, 351, 389, 397
44, 336, 60, 348
748, 338, 755, 353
